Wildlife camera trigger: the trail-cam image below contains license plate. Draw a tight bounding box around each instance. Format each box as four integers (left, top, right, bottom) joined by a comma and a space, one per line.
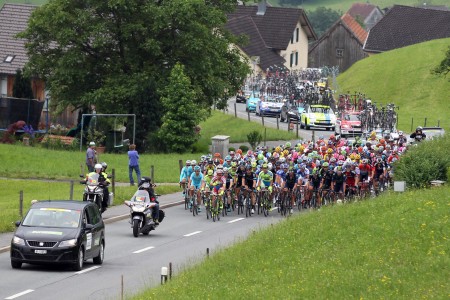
35, 249, 47, 254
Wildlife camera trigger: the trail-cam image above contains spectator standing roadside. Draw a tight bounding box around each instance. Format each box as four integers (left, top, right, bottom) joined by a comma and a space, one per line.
86, 142, 97, 172
128, 144, 141, 186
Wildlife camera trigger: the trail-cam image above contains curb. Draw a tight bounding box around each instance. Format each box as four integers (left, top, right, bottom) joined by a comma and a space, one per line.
0, 200, 184, 254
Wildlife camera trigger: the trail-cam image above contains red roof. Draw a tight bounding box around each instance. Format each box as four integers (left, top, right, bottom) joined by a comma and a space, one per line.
347, 2, 377, 19
341, 13, 368, 44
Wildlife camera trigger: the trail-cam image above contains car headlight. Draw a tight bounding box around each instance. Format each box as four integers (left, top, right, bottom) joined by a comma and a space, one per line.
309, 115, 316, 121
12, 236, 25, 246
59, 239, 77, 247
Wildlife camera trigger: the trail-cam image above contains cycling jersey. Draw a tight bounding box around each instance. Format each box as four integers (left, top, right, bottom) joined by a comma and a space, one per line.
285, 173, 297, 189
322, 171, 333, 188
225, 173, 233, 189
257, 170, 273, 187
189, 172, 203, 189
243, 172, 255, 188
179, 165, 191, 181
345, 170, 356, 186
203, 174, 213, 187
211, 175, 226, 194
309, 175, 321, 189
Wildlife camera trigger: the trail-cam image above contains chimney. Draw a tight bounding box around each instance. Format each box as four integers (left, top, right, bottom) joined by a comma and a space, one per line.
257, 0, 267, 16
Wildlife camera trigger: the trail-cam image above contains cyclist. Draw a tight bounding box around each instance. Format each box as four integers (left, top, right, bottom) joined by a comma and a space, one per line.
319, 162, 333, 203
242, 165, 256, 214
256, 163, 274, 205
210, 169, 226, 213
372, 157, 386, 192
201, 169, 214, 202
223, 167, 234, 212
179, 160, 191, 197
305, 168, 321, 207
188, 165, 204, 212
344, 162, 358, 199
204, 159, 215, 175
331, 166, 346, 201
284, 167, 298, 213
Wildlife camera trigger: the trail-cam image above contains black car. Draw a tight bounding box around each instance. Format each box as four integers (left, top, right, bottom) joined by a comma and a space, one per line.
10, 200, 105, 271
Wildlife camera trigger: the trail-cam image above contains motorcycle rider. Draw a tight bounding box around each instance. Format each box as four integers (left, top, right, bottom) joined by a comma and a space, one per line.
86, 163, 110, 212
410, 126, 426, 142
139, 177, 160, 225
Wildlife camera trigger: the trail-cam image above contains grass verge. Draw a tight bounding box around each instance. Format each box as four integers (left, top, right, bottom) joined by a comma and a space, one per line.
134, 186, 450, 299
0, 179, 180, 233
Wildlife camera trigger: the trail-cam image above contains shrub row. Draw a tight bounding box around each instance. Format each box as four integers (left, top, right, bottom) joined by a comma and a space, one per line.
394, 134, 450, 188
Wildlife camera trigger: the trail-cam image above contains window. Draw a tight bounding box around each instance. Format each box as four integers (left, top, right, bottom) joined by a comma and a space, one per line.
87, 205, 100, 225
296, 28, 299, 43
290, 35, 293, 44
290, 53, 294, 67
4, 55, 15, 63
295, 52, 298, 66
336, 48, 344, 58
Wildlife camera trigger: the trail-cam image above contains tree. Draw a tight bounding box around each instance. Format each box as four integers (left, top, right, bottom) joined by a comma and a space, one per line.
19, 0, 249, 149
158, 63, 205, 153
306, 7, 341, 38
12, 69, 33, 99
432, 46, 450, 78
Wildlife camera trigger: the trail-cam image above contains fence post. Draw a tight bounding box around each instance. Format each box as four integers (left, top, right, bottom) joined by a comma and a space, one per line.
19, 190, 23, 218
151, 165, 155, 182
178, 160, 183, 173
438, 120, 440, 127
312, 130, 315, 143
262, 116, 264, 126
264, 128, 266, 146
112, 168, 116, 196
424, 117, 427, 127
247, 111, 250, 122
69, 180, 74, 200
276, 115, 279, 129
410, 117, 413, 132
296, 122, 299, 138
234, 103, 237, 118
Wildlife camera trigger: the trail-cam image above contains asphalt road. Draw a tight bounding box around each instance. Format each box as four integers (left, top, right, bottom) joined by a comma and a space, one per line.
0, 192, 297, 300
226, 97, 333, 142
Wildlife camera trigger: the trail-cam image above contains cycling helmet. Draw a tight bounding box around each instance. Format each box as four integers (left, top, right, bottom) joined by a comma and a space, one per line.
216, 169, 224, 175
236, 149, 243, 154
94, 163, 102, 170
398, 131, 404, 136
223, 167, 228, 172
216, 164, 223, 170
279, 157, 286, 163
246, 165, 252, 170
207, 169, 214, 176
194, 165, 201, 171
337, 160, 344, 166
416, 126, 423, 131
327, 148, 333, 154
275, 146, 281, 153
322, 162, 329, 167
258, 153, 264, 160
207, 159, 213, 164
285, 142, 291, 148
231, 162, 237, 167
262, 163, 268, 169
376, 157, 383, 163
186, 160, 191, 165
214, 152, 221, 158
251, 161, 257, 168
229, 151, 235, 156
225, 155, 231, 161
362, 159, 368, 164
247, 150, 253, 156
101, 162, 107, 170
336, 166, 342, 172
268, 162, 273, 169
191, 160, 197, 165
312, 168, 318, 175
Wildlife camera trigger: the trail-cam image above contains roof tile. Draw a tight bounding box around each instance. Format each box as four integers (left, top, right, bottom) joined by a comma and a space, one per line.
341, 13, 368, 44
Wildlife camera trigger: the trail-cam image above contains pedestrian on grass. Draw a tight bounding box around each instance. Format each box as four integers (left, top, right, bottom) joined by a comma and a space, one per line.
128, 144, 141, 186
86, 142, 97, 172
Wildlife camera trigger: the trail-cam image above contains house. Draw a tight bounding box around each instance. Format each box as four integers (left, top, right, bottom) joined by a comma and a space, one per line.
226, 1, 317, 73
308, 14, 368, 73
364, 5, 450, 54
0, 3, 77, 128
347, 2, 384, 31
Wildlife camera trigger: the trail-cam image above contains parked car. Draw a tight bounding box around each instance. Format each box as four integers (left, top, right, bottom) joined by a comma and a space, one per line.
246, 92, 260, 112
280, 102, 306, 122
300, 104, 336, 130
335, 111, 363, 137
10, 200, 105, 271
255, 95, 284, 117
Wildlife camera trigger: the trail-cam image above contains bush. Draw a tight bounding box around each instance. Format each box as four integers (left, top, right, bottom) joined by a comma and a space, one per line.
394, 135, 450, 188
228, 147, 235, 152
239, 145, 249, 153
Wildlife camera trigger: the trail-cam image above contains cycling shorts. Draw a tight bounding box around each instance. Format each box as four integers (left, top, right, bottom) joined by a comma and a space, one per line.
334, 183, 344, 193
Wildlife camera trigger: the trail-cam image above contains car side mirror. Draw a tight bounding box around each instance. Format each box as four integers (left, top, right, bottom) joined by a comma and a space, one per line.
84, 223, 94, 231
15, 220, 21, 227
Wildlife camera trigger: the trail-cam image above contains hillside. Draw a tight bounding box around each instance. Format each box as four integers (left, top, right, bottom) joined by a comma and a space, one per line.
135, 186, 450, 299
337, 38, 450, 132
268, 0, 448, 12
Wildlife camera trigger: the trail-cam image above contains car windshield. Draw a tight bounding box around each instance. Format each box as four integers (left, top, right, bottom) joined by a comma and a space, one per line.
310, 106, 331, 113
22, 208, 81, 228
344, 114, 359, 121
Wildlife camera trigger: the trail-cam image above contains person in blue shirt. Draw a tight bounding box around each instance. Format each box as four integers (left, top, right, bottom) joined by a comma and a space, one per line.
128, 144, 141, 186
180, 160, 192, 196
188, 166, 204, 212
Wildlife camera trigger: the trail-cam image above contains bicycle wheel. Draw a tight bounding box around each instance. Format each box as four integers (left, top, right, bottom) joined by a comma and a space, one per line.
263, 194, 269, 217
206, 201, 210, 220
184, 191, 189, 210
245, 195, 251, 218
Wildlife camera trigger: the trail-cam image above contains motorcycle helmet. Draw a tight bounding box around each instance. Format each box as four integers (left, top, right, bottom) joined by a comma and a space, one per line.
101, 162, 107, 170
94, 164, 102, 170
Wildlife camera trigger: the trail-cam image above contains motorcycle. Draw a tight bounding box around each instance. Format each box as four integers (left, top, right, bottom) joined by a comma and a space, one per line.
80, 173, 104, 212
124, 181, 165, 237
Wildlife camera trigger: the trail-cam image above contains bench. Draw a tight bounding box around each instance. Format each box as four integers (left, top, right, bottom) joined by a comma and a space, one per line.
41, 134, 75, 145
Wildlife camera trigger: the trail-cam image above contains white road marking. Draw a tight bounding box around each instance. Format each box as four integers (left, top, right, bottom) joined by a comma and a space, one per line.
75, 266, 101, 275
227, 218, 245, 224
5, 289, 34, 299
133, 246, 155, 254
183, 231, 202, 237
